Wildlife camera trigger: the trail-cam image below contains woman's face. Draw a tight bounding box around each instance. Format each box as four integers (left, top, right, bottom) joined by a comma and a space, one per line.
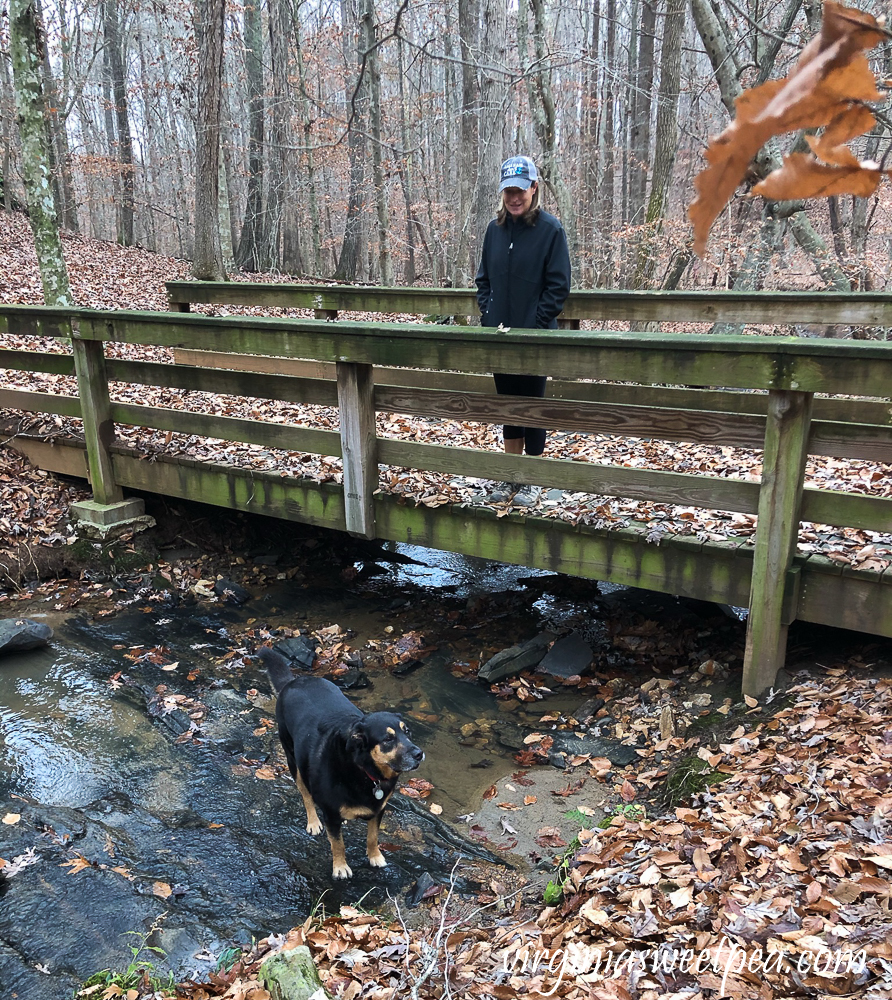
502, 182, 537, 217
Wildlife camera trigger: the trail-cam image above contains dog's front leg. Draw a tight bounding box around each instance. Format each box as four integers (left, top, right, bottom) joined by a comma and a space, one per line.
326, 822, 353, 879
367, 814, 387, 868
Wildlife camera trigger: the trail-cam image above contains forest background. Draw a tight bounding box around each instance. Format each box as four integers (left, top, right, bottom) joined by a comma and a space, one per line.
1, 0, 891, 310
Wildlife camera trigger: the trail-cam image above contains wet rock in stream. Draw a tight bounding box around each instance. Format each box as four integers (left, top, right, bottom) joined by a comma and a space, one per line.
477, 632, 553, 683
536, 631, 594, 679
0, 617, 53, 655
273, 634, 319, 670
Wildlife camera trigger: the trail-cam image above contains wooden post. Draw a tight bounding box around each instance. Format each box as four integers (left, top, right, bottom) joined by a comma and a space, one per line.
742, 389, 813, 696
71, 319, 122, 506
337, 361, 377, 538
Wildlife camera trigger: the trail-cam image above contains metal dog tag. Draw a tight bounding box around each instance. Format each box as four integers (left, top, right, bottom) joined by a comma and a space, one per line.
373, 787, 384, 800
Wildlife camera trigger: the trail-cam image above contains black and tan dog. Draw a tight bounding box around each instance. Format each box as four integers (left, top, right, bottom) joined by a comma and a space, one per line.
258, 645, 424, 879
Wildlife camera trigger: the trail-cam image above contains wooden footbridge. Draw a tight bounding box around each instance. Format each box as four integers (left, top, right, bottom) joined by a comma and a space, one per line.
1, 283, 891, 696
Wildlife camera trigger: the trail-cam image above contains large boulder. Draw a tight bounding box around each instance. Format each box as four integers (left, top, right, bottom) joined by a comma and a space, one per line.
0, 618, 53, 656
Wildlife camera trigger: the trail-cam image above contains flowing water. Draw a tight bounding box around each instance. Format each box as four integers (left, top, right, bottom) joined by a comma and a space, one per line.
3, 533, 882, 998
0, 544, 612, 996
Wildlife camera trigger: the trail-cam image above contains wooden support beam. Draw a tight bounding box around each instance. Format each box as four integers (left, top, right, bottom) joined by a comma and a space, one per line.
70, 320, 122, 506
337, 361, 377, 539
743, 390, 813, 695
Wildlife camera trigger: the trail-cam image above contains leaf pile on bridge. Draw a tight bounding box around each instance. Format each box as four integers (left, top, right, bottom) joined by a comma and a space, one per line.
2, 208, 890, 574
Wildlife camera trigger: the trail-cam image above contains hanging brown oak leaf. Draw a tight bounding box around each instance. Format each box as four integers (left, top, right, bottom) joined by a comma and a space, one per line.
752, 152, 883, 199
689, 1, 886, 256
753, 105, 883, 200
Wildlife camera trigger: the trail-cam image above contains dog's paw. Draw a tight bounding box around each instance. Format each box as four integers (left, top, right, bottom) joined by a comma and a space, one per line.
306, 819, 323, 836
332, 863, 353, 880
368, 852, 387, 868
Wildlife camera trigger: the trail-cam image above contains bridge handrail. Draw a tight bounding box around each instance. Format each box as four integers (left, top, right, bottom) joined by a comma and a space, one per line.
165, 280, 892, 328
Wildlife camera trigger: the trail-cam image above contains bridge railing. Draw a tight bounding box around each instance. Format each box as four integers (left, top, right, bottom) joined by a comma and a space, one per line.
0, 291, 891, 697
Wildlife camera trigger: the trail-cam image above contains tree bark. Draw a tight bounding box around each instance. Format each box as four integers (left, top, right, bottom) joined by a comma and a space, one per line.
359, 0, 391, 284
470, 0, 508, 255
521, 0, 577, 263
579, 1, 600, 286
596, 0, 617, 286
632, 0, 684, 288
193, 0, 227, 280
292, 12, 322, 276
453, 0, 480, 285
9, 0, 73, 306
236, 0, 268, 272
103, 0, 134, 246
629, 0, 655, 225
335, 0, 367, 282
1, 43, 16, 211
36, 0, 78, 232
266, 0, 290, 271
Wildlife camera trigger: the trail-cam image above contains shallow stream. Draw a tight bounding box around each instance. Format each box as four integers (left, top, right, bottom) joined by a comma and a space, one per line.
0, 544, 616, 997
5, 529, 869, 999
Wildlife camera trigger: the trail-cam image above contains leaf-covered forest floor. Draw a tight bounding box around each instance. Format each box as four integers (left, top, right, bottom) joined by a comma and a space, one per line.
2, 210, 892, 998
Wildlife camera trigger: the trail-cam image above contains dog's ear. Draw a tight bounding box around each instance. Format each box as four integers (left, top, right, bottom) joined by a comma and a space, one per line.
349, 721, 369, 750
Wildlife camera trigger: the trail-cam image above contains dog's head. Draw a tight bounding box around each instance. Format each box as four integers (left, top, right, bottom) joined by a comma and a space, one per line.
350, 712, 424, 780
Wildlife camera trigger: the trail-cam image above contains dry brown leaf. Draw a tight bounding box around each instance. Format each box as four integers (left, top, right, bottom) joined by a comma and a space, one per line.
60, 855, 92, 875
153, 881, 173, 898
753, 153, 882, 199
810, 104, 877, 161
689, 1, 886, 255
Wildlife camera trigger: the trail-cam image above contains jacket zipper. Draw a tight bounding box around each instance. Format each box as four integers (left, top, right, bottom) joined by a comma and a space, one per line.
507, 240, 513, 326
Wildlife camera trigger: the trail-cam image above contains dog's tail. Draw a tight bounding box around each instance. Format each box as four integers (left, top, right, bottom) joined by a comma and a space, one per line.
257, 645, 295, 694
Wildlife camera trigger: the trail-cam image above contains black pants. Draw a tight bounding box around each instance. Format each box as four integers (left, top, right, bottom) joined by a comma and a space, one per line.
493, 373, 547, 457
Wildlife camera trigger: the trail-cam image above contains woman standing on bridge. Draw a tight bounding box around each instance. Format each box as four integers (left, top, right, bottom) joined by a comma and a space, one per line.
475, 155, 571, 506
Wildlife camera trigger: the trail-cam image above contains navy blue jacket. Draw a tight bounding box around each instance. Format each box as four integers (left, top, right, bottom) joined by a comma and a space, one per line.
475, 209, 571, 330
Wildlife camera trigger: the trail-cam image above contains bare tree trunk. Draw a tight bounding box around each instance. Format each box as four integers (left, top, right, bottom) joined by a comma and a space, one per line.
520, 0, 577, 262
471, 0, 508, 255
396, 36, 423, 284
9, 0, 73, 305
580, 2, 601, 287
236, 0, 268, 271
335, 0, 366, 282
193, 0, 227, 280
1, 44, 16, 211
292, 11, 322, 276
632, 0, 684, 288
103, 0, 134, 246
157, 33, 190, 259
453, 0, 480, 285
629, 0, 655, 224
266, 0, 289, 272
36, 0, 78, 232
359, 0, 391, 284
596, 0, 617, 286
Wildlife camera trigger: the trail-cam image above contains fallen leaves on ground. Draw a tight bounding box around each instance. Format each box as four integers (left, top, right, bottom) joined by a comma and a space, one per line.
138, 663, 892, 999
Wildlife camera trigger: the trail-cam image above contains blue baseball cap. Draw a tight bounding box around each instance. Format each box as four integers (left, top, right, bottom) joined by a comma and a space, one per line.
499, 156, 538, 192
